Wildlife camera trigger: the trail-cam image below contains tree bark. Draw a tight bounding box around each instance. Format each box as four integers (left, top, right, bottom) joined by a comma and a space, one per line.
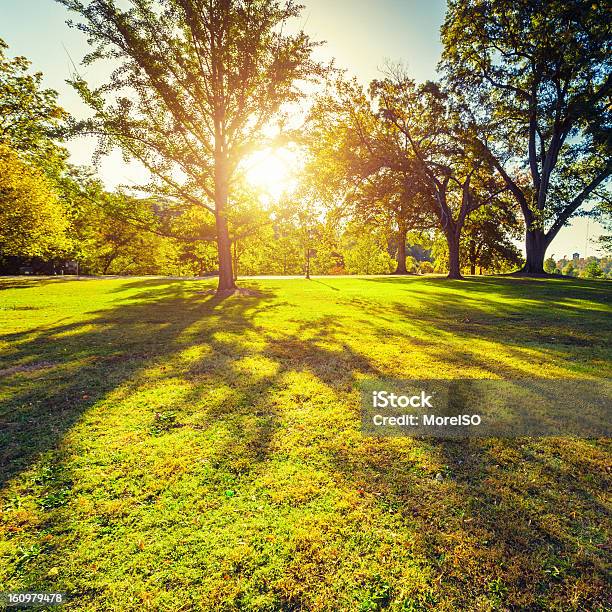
446, 231, 462, 279
213, 142, 236, 291
522, 228, 548, 274
215, 211, 236, 291
394, 226, 408, 274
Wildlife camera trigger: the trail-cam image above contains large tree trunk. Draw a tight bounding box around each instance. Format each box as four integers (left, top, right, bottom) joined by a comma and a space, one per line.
522, 229, 548, 274
446, 231, 462, 280
215, 212, 236, 292
213, 108, 236, 293
394, 226, 408, 274
214, 146, 236, 292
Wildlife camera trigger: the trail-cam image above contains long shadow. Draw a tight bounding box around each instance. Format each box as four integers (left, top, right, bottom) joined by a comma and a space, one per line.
0, 281, 276, 489
0, 277, 77, 291
309, 279, 341, 291
362, 275, 612, 305
325, 431, 610, 608
357, 276, 612, 375
1, 278, 402, 605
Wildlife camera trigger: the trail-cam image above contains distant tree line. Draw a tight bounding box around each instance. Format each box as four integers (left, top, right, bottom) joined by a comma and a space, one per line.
544, 255, 611, 279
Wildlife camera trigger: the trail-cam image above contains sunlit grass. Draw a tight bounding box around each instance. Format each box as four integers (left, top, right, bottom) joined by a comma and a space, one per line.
0, 275, 610, 610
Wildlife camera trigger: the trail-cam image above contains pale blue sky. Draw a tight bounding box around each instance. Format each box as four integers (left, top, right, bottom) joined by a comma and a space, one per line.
0, 0, 603, 257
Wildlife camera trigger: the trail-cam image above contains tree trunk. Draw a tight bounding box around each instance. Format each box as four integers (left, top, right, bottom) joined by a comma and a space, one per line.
213, 109, 236, 293
446, 232, 463, 280
214, 152, 236, 292
215, 212, 236, 291
305, 248, 311, 279
102, 253, 116, 275
522, 229, 548, 274
394, 226, 408, 274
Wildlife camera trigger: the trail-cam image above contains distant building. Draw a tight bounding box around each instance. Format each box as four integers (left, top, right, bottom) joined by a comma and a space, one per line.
572, 252, 579, 260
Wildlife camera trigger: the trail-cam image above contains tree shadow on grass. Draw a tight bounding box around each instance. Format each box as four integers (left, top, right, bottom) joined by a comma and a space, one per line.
0, 279, 402, 607
309, 279, 341, 291
325, 432, 610, 608
0, 281, 277, 489
357, 276, 612, 375
363, 274, 612, 307
0, 277, 78, 291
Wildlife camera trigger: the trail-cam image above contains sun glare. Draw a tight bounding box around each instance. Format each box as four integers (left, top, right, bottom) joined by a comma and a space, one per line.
244, 148, 298, 201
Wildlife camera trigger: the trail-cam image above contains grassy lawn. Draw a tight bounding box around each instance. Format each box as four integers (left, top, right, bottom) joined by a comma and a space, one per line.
0, 275, 610, 611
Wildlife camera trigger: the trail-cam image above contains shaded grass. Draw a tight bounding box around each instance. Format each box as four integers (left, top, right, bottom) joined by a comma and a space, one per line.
0, 275, 610, 610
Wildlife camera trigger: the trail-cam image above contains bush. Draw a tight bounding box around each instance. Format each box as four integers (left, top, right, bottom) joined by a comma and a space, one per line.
342, 233, 396, 275
419, 261, 435, 274
543, 257, 557, 274
402, 256, 417, 273
562, 262, 577, 277
582, 261, 603, 279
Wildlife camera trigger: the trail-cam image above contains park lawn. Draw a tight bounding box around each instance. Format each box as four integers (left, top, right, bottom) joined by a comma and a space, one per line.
0, 275, 610, 611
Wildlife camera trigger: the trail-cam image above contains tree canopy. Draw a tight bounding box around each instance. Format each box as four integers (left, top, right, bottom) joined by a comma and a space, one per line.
0, 37, 68, 177
0, 144, 69, 258
441, 0, 612, 272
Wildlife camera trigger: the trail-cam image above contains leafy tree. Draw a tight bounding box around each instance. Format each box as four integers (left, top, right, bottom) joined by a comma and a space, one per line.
341, 223, 396, 275
593, 198, 612, 255
373, 77, 507, 279
582, 259, 603, 279
58, 0, 325, 292
562, 261, 577, 277
0, 38, 68, 176
269, 219, 303, 275
270, 194, 336, 278
543, 257, 557, 274
60, 166, 222, 275
72, 192, 178, 274
0, 145, 69, 259
442, 0, 612, 273
306, 78, 433, 275
403, 255, 418, 274
462, 204, 523, 274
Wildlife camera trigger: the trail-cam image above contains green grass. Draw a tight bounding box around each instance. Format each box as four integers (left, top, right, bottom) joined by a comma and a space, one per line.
0, 275, 610, 611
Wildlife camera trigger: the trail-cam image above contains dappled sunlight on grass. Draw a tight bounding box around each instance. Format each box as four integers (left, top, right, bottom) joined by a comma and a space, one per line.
0, 276, 610, 609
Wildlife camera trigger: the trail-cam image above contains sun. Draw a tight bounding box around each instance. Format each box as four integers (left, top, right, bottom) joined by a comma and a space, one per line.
243, 147, 298, 201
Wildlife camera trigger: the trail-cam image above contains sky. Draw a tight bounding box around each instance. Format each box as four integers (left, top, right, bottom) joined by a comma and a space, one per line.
0, 0, 605, 259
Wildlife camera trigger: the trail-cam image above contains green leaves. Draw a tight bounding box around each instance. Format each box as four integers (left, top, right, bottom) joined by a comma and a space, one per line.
0, 145, 70, 258
56, 0, 327, 216
0, 37, 68, 174
441, 0, 612, 257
